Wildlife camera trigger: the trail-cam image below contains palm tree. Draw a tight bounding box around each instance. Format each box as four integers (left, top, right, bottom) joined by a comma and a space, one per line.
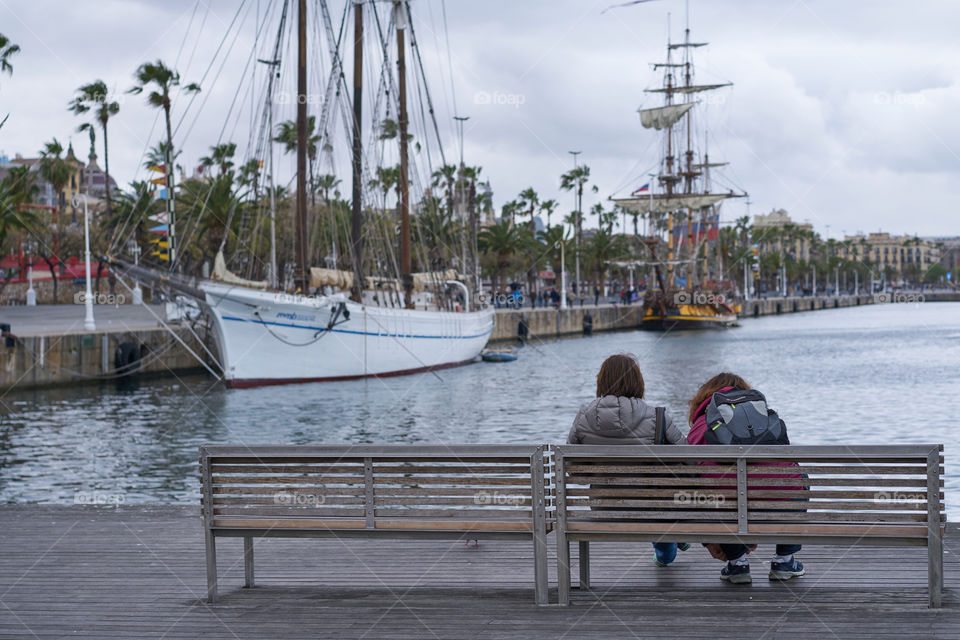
479, 219, 524, 296
539, 198, 558, 230
68, 80, 120, 216
199, 142, 237, 177
0, 179, 37, 245
316, 174, 341, 204
274, 117, 320, 207
0, 33, 19, 77
517, 188, 539, 231
430, 164, 457, 216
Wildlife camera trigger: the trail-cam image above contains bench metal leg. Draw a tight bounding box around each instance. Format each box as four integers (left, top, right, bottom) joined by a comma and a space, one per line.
557, 531, 571, 606
243, 536, 255, 589
928, 535, 942, 608
578, 541, 590, 590
205, 530, 218, 603
532, 534, 548, 606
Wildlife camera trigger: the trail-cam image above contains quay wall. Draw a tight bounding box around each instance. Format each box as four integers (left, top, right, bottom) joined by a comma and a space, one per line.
490, 291, 960, 342
0, 326, 209, 391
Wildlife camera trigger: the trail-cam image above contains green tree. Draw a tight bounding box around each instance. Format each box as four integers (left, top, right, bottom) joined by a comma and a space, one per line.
274, 117, 320, 207
479, 219, 524, 295
68, 80, 120, 216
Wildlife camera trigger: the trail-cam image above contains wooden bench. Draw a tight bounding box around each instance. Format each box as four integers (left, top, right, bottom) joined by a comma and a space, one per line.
199, 444, 551, 604
553, 444, 946, 607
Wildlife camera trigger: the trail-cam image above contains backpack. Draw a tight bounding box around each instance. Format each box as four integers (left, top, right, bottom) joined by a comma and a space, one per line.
703, 388, 789, 446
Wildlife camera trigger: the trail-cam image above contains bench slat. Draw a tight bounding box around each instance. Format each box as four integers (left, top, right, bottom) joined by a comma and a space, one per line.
213, 507, 367, 517
212, 486, 366, 496
373, 508, 533, 518
372, 465, 531, 474
211, 465, 364, 474
373, 497, 533, 506
371, 476, 531, 486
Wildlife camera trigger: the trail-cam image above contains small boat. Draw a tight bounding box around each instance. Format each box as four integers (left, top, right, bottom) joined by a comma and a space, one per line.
481, 347, 518, 363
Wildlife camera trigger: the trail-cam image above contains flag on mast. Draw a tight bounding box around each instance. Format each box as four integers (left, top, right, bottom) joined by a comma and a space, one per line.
631, 183, 650, 195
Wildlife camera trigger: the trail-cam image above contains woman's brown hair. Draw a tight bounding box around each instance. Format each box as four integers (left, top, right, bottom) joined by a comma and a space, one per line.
688, 372, 751, 424
596, 354, 645, 399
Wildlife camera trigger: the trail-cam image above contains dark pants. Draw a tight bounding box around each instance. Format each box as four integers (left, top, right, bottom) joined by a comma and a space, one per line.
721, 543, 801, 562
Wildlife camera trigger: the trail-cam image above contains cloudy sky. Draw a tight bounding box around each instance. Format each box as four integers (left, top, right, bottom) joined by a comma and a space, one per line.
1, 0, 958, 238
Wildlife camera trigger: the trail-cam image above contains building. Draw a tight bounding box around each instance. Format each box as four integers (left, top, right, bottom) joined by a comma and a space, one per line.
0, 141, 116, 224
923, 236, 960, 276
842, 232, 939, 279
752, 208, 814, 262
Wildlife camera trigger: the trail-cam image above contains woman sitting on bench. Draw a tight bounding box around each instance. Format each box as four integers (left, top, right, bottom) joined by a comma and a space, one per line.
567, 353, 689, 567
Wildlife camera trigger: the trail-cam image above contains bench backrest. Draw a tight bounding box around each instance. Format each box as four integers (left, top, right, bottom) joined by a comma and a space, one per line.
200, 444, 549, 532
553, 444, 945, 538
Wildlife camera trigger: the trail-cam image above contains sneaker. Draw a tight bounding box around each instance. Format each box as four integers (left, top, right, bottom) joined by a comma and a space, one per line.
720, 562, 752, 584
769, 558, 805, 580
677, 543, 691, 552
655, 558, 669, 568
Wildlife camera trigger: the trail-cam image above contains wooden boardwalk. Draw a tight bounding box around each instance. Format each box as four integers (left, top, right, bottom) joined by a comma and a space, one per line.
0, 505, 956, 639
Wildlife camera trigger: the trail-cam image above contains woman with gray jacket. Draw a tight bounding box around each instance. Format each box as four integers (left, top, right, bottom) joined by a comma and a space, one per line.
567, 353, 689, 566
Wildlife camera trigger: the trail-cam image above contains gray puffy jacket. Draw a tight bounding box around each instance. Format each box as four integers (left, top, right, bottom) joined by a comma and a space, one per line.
567, 395, 686, 445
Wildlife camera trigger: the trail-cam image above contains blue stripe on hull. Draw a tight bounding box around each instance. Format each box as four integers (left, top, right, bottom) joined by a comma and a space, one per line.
220, 314, 494, 340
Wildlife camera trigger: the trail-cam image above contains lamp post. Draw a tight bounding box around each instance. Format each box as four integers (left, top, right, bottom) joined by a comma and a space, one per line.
569, 150, 581, 304
130, 240, 143, 305
73, 194, 96, 331
558, 240, 567, 309
25, 241, 36, 306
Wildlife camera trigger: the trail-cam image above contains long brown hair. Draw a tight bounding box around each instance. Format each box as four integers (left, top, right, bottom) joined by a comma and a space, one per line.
688, 372, 751, 424
596, 354, 645, 399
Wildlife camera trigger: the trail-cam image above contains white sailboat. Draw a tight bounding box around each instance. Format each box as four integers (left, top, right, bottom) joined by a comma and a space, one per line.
120, 1, 494, 387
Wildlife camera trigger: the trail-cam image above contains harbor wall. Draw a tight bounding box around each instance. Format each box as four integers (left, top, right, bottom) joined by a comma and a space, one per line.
490, 291, 960, 342
0, 327, 209, 391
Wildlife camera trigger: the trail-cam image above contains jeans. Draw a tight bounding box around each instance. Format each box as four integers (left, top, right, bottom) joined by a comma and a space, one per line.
720, 543, 801, 562
653, 542, 678, 565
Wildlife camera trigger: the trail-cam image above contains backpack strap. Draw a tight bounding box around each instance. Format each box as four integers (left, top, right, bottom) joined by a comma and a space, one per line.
654, 406, 666, 445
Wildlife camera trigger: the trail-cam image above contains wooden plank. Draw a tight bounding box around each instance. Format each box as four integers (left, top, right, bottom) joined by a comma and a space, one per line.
372, 465, 531, 474
212, 507, 367, 517
211, 476, 366, 485
212, 517, 366, 529
553, 443, 940, 459
566, 488, 738, 498
747, 522, 929, 537
372, 508, 532, 518
568, 510, 738, 521
749, 511, 928, 523
567, 521, 739, 533
373, 497, 533, 506
373, 519, 533, 531
565, 464, 737, 475
371, 476, 530, 486
204, 444, 541, 458
372, 486, 531, 497
211, 464, 365, 474
747, 499, 930, 512
212, 486, 366, 496
212, 496, 365, 506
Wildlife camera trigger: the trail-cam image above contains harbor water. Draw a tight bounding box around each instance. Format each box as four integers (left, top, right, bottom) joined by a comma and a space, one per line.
1, 302, 957, 515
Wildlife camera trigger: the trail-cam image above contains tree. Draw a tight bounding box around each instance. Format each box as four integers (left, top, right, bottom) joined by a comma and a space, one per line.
199, 142, 237, 177
68, 80, 119, 216
479, 219, 524, 295
923, 263, 947, 285
0, 33, 19, 77
274, 117, 320, 207
539, 199, 557, 230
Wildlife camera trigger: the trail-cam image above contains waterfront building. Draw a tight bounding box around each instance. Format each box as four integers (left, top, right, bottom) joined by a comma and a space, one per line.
752, 209, 814, 262
923, 236, 960, 275
842, 232, 939, 281
0, 142, 116, 223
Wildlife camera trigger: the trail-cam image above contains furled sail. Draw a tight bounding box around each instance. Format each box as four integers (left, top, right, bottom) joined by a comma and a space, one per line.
309, 267, 460, 292
646, 82, 731, 95
611, 192, 736, 215
213, 250, 268, 289
638, 103, 695, 130
309, 267, 354, 290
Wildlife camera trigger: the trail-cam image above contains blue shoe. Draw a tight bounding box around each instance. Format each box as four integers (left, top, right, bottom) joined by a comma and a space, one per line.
677, 542, 691, 552
769, 558, 805, 580
720, 562, 752, 584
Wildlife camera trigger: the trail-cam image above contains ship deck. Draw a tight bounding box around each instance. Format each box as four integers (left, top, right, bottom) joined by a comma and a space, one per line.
0, 505, 956, 639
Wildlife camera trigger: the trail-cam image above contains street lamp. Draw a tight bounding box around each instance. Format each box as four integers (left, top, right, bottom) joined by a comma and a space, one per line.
568, 150, 581, 304
72, 194, 96, 331
25, 241, 36, 306
129, 240, 143, 305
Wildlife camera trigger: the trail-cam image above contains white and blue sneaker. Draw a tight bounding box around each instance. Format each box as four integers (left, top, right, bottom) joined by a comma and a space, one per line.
769, 557, 805, 580
720, 561, 752, 584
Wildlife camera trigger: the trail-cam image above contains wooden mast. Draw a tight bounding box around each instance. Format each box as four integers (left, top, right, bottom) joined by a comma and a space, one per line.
396, 1, 413, 308
294, 0, 309, 292
350, 0, 364, 302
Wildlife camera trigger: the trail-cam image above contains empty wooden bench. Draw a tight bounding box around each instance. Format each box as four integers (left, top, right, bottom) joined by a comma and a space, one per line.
553, 444, 946, 607
199, 444, 551, 604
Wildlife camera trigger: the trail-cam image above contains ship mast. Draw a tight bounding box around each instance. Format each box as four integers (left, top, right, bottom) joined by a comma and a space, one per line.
396, 1, 413, 308
294, 0, 309, 292
350, 1, 364, 302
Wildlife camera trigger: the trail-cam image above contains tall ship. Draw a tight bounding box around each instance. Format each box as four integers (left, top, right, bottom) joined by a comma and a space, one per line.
115, 1, 493, 387
612, 20, 745, 330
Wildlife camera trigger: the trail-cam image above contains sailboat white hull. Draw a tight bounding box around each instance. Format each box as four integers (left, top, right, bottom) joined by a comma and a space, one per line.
200, 282, 494, 387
